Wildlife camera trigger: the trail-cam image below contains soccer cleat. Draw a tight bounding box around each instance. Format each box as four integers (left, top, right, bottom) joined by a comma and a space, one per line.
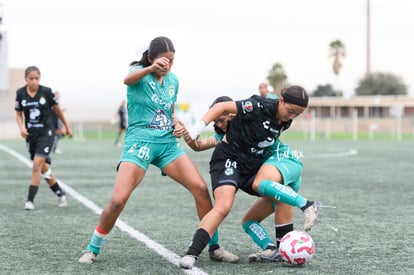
248, 247, 282, 263
58, 195, 67, 208
24, 201, 35, 210
79, 251, 97, 264
179, 255, 197, 269
209, 248, 239, 263
303, 201, 322, 231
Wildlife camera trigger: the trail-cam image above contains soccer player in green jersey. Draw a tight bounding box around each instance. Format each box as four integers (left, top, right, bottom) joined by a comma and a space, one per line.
79, 36, 237, 264
179, 86, 321, 269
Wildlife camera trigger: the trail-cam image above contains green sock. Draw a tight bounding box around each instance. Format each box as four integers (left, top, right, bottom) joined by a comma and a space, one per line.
208, 229, 219, 246
87, 230, 107, 255
258, 180, 307, 208
243, 220, 274, 250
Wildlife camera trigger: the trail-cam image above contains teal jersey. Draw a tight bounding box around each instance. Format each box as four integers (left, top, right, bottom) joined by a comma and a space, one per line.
125, 65, 178, 143
214, 132, 225, 143
267, 93, 278, 99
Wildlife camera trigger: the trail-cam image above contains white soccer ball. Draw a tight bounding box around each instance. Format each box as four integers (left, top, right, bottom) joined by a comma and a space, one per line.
279, 230, 315, 266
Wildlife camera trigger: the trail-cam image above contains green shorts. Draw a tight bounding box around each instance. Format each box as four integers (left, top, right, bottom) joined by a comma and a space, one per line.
264, 142, 303, 192
119, 140, 186, 171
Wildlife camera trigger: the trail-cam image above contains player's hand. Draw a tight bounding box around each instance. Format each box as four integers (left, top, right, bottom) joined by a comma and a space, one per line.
188, 120, 206, 140
20, 128, 29, 138
173, 120, 186, 138
66, 127, 73, 138
151, 57, 170, 73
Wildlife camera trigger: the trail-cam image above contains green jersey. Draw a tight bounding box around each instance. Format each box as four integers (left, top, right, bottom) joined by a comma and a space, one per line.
125, 65, 178, 143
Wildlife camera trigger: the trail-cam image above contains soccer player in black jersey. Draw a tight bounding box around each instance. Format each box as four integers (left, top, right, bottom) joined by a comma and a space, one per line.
179, 85, 321, 269
15, 66, 73, 210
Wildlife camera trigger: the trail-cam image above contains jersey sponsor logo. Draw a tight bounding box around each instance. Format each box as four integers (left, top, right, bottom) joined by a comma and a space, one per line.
29, 109, 41, 120
263, 120, 280, 135
151, 93, 172, 110
21, 100, 38, 107
257, 137, 275, 148
241, 101, 253, 113
148, 110, 173, 130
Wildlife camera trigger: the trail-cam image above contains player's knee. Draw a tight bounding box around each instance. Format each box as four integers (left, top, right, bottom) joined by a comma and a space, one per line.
109, 197, 127, 212
214, 205, 232, 218
41, 168, 53, 179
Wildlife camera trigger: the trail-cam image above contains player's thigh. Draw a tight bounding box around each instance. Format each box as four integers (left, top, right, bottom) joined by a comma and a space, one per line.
112, 162, 145, 201
163, 154, 206, 191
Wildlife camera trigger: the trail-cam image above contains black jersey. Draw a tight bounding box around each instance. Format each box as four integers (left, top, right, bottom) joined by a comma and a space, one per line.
223, 95, 291, 172
15, 85, 58, 141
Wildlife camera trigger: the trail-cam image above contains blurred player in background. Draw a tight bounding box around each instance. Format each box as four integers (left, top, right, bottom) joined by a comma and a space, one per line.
259, 82, 278, 99
51, 91, 66, 154
114, 100, 127, 147
79, 36, 237, 265
15, 66, 73, 210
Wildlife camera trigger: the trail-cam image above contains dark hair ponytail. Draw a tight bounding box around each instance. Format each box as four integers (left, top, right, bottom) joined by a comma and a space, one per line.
131, 36, 175, 67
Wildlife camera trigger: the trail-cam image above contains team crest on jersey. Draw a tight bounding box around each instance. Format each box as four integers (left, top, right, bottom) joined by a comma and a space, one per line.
149, 110, 172, 130
168, 85, 175, 97
39, 96, 46, 105
242, 101, 253, 113
224, 167, 234, 176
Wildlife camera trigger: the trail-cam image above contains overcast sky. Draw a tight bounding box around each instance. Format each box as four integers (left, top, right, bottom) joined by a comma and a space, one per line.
1, 0, 413, 119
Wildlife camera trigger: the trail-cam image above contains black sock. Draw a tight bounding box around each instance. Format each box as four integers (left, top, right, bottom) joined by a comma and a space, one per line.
300, 200, 313, 211
186, 228, 211, 257
49, 182, 65, 197
275, 223, 294, 248
208, 244, 220, 254
27, 185, 39, 202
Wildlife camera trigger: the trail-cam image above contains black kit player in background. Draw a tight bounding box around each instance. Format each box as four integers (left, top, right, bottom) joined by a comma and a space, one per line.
15, 66, 73, 210
114, 100, 127, 147
51, 91, 67, 154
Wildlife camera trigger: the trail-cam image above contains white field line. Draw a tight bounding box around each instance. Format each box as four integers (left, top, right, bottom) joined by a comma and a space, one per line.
0, 144, 208, 275
305, 148, 358, 159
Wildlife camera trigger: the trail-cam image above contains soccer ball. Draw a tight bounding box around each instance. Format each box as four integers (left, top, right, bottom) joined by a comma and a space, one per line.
279, 230, 315, 266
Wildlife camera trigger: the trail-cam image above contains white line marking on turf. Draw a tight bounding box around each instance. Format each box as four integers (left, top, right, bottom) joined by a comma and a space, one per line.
306, 148, 358, 159
0, 144, 208, 275
325, 224, 339, 232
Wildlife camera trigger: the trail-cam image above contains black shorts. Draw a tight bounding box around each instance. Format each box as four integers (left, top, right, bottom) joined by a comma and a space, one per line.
26, 134, 54, 164
209, 144, 260, 196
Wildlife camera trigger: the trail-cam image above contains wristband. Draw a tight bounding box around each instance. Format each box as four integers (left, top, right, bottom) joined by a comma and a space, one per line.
188, 120, 206, 140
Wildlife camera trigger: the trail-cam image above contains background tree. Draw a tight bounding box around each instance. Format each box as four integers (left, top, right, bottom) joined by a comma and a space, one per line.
329, 40, 346, 76
355, 72, 407, 96
311, 84, 341, 97
267, 63, 287, 96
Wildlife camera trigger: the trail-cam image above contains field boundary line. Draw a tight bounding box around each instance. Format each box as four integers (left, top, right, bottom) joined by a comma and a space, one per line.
0, 144, 208, 275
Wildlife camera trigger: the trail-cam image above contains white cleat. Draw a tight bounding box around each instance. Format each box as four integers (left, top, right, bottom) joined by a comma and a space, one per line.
24, 201, 35, 210
79, 251, 97, 264
210, 248, 239, 263
58, 195, 68, 207
303, 201, 322, 231
248, 247, 282, 262
179, 255, 197, 269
